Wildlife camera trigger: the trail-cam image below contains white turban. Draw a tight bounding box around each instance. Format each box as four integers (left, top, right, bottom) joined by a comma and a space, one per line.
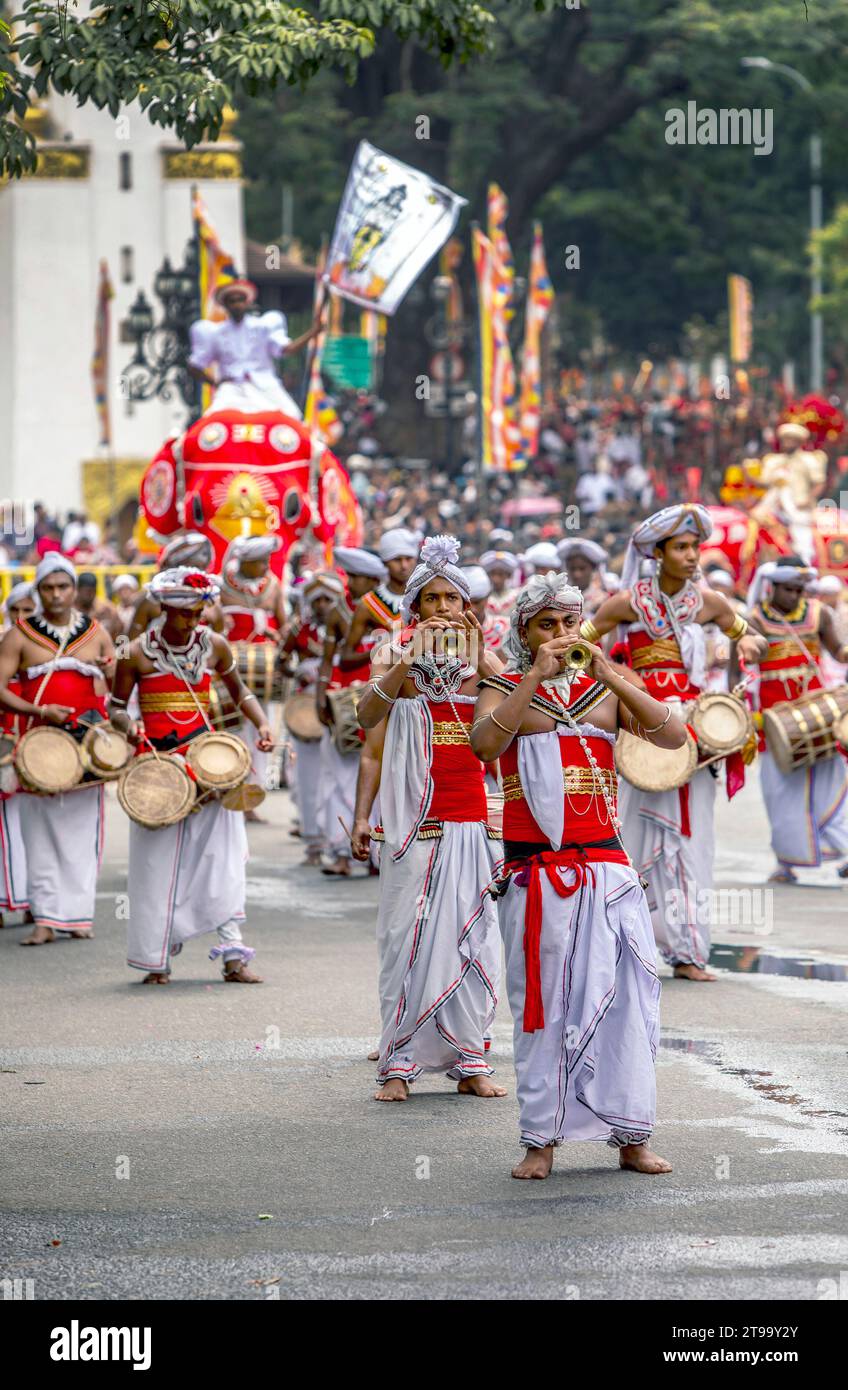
479, 550, 518, 575
557, 538, 608, 568
401, 535, 471, 623
747, 560, 817, 611
521, 541, 560, 574
148, 567, 221, 607
816, 575, 843, 596
160, 531, 214, 569
229, 534, 282, 565
378, 527, 422, 563
333, 547, 388, 581
502, 572, 583, 670
301, 571, 346, 611
35, 553, 76, 587
621, 504, 713, 591
4, 580, 33, 610
705, 568, 734, 592
461, 565, 492, 602
111, 573, 140, 594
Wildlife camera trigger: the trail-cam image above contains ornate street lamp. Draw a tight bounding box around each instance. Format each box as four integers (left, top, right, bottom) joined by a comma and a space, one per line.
122, 234, 202, 419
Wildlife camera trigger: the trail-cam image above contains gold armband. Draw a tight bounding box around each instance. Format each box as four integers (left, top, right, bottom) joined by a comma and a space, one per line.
726, 614, 748, 641
580, 619, 600, 644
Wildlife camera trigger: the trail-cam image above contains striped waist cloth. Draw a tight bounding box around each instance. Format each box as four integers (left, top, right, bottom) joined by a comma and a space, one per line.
502, 766, 617, 801
140, 690, 210, 711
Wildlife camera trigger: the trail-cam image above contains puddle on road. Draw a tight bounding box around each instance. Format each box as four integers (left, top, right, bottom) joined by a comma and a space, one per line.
708, 944, 848, 982
660, 1036, 848, 1126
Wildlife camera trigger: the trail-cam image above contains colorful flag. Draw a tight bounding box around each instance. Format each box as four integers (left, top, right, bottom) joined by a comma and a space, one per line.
305, 249, 342, 446
487, 183, 515, 319
91, 259, 114, 448
518, 222, 554, 464
325, 140, 466, 314
728, 274, 753, 363
473, 227, 522, 473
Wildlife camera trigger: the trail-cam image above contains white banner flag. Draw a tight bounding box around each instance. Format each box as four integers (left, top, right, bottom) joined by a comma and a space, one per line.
324, 141, 467, 315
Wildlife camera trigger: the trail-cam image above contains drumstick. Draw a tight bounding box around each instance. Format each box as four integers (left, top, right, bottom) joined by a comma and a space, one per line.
338, 815, 352, 840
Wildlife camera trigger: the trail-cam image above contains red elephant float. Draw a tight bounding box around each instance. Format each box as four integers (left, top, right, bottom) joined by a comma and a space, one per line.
703, 504, 848, 589
139, 410, 362, 573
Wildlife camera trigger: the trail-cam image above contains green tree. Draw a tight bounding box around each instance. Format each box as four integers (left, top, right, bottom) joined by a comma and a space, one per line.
0, 0, 497, 177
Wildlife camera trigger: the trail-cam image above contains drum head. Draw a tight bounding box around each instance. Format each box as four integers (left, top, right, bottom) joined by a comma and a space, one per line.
284, 692, 323, 743
691, 692, 752, 756
615, 727, 698, 792
81, 724, 131, 778
118, 754, 196, 829
15, 726, 84, 793
185, 732, 251, 790
220, 783, 266, 813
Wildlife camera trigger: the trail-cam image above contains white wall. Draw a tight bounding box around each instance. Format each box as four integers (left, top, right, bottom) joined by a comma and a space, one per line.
0, 93, 244, 514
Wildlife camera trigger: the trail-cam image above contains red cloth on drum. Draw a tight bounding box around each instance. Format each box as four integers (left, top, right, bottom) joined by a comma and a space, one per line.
501, 731, 617, 846
18, 670, 106, 725
426, 700, 487, 823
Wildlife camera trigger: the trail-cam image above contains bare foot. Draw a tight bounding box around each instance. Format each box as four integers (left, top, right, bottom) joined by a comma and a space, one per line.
245, 810, 266, 824
374, 1078, 409, 1102
20, 925, 55, 946
223, 963, 264, 983
512, 1145, 554, 1179
304, 847, 323, 867
141, 972, 170, 985
619, 1143, 672, 1174
367, 1049, 380, 1061
69, 930, 93, 939
768, 867, 798, 884
457, 1075, 507, 1098
673, 963, 717, 982
322, 859, 352, 877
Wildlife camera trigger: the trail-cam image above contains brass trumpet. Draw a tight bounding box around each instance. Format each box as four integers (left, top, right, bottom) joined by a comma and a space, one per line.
561, 641, 593, 673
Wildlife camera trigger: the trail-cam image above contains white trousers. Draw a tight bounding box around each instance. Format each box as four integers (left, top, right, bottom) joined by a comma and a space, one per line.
18, 785, 104, 933
760, 750, 848, 868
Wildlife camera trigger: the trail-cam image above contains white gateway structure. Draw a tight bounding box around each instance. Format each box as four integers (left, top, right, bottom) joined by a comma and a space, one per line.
0, 96, 244, 520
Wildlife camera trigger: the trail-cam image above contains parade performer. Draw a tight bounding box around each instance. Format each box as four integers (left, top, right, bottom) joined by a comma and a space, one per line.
352, 536, 505, 1102
188, 279, 324, 419
750, 422, 826, 563
0, 582, 36, 926
586, 505, 765, 982
556, 538, 614, 617
110, 568, 273, 984
280, 573, 342, 865
110, 574, 141, 636
463, 565, 509, 654
219, 534, 286, 804
747, 558, 848, 883
480, 550, 520, 619
472, 571, 684, 1178
129, 532, 223, 639
76, 571, 123, 641
341, 527, 420, 661
316, 548, 387, 875
0, 555, 115, 945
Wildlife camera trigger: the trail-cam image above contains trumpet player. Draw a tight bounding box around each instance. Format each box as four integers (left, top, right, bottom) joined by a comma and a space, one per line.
472, 570, 686, 1180
352, 536, 506, 1103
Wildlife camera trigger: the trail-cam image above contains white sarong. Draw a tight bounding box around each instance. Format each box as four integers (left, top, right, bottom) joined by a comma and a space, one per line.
500, 858, 660, 1148
0, 794, 28, 911
292, 735, 323, 846
126, 800, 250, 973
18, 785, 104, 932
619, 767, 716, 969
760, 750, 848, 867
375, 697, 502, 1085
317, 730, 358, 860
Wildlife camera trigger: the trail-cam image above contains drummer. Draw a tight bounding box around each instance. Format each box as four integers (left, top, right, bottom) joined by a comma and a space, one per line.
0, 554, 116, 946
219, 533, 287, 813
128, 532, 224, 640
555, 538, 614, 618
339, 527, 421, 663
747, 557, 848, 884
315, 548, 386, 876
110, 567, 274, 984
0, 581, 37, 928
585, 505, 766, 982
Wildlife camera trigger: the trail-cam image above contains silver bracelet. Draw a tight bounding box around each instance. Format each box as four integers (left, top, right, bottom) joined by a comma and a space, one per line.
640, 704, 672, 734
370, 680, 396, 705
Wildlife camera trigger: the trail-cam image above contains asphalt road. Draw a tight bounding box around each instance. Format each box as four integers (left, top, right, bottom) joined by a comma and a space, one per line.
2, 774, 848, 1301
